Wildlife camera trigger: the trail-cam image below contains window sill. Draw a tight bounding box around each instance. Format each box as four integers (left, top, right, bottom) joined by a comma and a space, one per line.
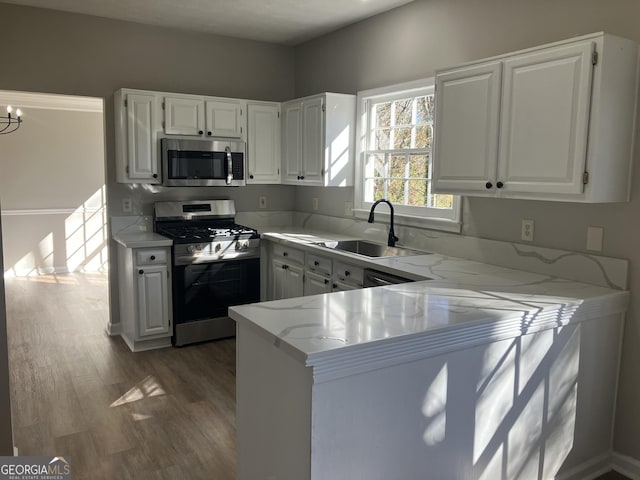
352, 209, 462, 233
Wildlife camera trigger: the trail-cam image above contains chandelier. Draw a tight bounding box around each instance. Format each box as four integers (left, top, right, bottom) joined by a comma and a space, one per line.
1, 105, 23, 135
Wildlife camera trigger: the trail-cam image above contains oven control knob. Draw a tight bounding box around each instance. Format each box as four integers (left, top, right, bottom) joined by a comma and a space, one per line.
236, 241, 247, 251
215, 243, 222, 252
188, 245, 200, 254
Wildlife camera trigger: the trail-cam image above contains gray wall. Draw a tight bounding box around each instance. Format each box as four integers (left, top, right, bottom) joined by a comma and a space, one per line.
0, 107, 106, 275
293, 0, 640, 459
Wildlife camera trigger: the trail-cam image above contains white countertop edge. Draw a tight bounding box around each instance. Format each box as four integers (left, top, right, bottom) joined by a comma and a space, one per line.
113, 232, 173, 248
230, 290, 628, 384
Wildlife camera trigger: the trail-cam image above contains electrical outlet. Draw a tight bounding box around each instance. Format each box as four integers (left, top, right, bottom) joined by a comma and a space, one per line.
259, 196, 267, 209
122, 197, 132, 213
587, 226, 604, 251
521, 219, 534, 241
344, 202, 353, 217
312, 197, 319, 210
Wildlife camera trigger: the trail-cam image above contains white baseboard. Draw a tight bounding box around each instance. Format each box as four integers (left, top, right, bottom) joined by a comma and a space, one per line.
612, 452, 640, 479
556, 452, 612, 480
13, 446, 18, 456
106, 322, 122, 336
4, 266, 108, 277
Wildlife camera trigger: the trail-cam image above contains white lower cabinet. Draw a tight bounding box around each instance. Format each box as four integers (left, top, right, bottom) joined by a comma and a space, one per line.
137, 264, 171, 337
304, 270, 332, 296
118, 245, 172, 352
272, 258, 304, 300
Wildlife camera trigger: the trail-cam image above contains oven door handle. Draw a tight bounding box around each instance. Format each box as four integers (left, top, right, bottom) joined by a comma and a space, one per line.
225, 146, 233, 185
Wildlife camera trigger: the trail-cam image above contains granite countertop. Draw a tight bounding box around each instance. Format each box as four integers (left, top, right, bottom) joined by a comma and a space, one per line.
113, 231, 172, 248
229, 228, 629, 380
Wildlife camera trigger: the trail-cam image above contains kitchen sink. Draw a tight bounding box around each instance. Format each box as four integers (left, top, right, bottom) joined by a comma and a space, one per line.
313, 240, 427, 258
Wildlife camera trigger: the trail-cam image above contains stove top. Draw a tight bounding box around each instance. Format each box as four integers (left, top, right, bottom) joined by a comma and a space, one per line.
156, 223, 259, 244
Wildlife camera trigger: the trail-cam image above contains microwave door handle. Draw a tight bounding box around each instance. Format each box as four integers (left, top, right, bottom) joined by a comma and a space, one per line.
225, 147, 233, 185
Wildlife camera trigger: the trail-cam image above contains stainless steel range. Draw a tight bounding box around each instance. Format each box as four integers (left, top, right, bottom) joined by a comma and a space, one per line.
154, 199, 260, 346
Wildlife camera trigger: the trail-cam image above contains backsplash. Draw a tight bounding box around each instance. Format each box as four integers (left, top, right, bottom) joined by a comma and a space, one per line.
239, 211, 629, 291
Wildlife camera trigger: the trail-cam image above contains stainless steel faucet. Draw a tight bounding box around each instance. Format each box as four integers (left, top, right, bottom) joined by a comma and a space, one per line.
367, 199, 399, 247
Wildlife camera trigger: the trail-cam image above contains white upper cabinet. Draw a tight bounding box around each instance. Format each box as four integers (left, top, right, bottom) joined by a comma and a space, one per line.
433, 33, 639, 203
498, 42, 594, 195
164, 96, 205, 135
115, 90, 161, 184
283, 101, 303, 183
247, 102, 281, 184
433, 62, 502, 193
282, 92, 356, 187
205, 99, 243, 138
164, 95, 245, 138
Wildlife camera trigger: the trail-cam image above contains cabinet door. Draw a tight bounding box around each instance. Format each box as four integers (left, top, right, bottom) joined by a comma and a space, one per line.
206, 100, 243, 138
285, 263, 304, 299
332, 280, 359, 292
247, 103, 281, 183
304, 270, 332, 296
126, 93, 160, 182
137, 265, 170, 337
272, 259, 303, 300
497, 42, 594, 195
432, 61, 502, 193
282, 101, 303, 183
164, 96, 204, 135
301, 97, 325, 184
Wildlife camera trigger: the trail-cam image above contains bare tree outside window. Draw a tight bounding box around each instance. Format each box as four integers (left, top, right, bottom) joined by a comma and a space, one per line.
364, 93, 453, 209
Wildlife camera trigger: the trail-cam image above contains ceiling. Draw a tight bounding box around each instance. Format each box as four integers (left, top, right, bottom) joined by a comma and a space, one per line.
0, 0, 415, 45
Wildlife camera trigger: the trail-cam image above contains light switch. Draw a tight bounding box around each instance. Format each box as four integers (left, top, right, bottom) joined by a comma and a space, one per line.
587, 226, 604, 252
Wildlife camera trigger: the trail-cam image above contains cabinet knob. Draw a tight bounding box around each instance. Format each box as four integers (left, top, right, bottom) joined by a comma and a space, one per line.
150, 255, 156, 261
314, 261, 319, 266
485, 182, 493, 189
138, 269, 144, 275
153, 173, 158, 179
300, 175, 305, 180
496, 181, 504, 189
207, 131, 212, 136
249, 174, 254, 179
283, 252, 288, 257
324, 279, 329, 285
332, 284, 338, 289
198, 130, 204, 135
345, 271, 350, 276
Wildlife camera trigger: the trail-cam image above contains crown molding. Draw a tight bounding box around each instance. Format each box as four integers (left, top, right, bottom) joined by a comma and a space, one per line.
0, 90, 103, 113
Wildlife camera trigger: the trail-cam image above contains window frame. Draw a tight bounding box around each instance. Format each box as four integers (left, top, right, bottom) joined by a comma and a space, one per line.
354, 78, 462, 233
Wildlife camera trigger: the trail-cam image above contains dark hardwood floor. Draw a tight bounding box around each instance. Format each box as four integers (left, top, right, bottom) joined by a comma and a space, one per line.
5, 273, 236, 479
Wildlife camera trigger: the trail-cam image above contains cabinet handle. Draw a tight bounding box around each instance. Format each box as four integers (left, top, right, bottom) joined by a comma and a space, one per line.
153, 173, 158, 179
314, 261, 319, 266
198, 130, 204, 135
485, 182, 493, 189
496, 181, 504, 189
150, 255, 156, 261
345, 271, 351, 276
138, 269, 144, 275
282, 264, 289, 270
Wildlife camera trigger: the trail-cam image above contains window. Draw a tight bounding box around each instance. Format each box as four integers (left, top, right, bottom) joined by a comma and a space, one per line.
354, 79, 461, 231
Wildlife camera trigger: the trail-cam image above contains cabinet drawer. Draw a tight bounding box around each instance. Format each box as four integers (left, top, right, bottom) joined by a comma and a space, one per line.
333, 261, 363, 286
136, 249, 168, 266
272, 243, 304, 265
305, 253, 332, 276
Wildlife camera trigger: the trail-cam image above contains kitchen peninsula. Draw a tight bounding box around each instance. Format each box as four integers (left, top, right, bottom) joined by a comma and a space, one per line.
230, 229, 628, 480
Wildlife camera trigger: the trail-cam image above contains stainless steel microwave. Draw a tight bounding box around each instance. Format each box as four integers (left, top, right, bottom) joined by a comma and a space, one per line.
161, 138, 246, 187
